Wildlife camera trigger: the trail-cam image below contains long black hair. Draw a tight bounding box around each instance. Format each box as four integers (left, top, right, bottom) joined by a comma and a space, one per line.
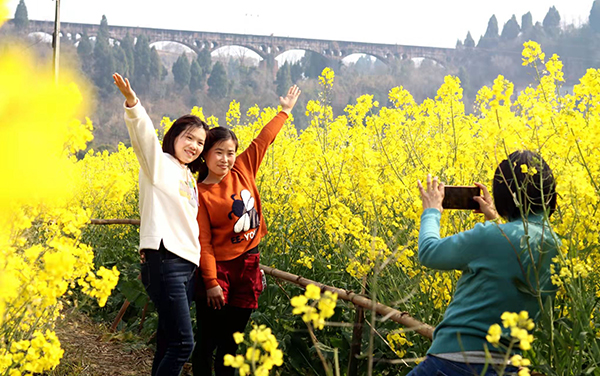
162, 114, 209, 173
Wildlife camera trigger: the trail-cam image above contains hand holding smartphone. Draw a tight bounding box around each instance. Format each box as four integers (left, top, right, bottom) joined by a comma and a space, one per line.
442, 186, 481, 210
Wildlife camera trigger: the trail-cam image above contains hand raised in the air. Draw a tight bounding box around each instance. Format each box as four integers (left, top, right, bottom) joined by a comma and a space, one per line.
280, 85, 301, 115
112, 73, 138, 108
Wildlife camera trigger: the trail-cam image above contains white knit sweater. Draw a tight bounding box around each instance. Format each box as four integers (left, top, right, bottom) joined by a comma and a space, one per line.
124, 101, 200, 266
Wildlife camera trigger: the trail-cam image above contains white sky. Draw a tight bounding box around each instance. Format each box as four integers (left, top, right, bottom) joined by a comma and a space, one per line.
5, 0, 595, 48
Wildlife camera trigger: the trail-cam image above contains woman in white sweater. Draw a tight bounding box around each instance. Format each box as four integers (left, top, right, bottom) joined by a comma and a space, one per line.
113, 73, 208, 376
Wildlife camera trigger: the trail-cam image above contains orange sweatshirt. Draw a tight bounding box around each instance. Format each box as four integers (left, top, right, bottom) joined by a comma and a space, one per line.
196, 112, 288, 289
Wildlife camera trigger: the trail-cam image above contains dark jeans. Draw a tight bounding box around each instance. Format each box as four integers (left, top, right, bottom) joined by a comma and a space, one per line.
406, 355, 519, 376
141, 244, 196, 376
191, 301, 252, 376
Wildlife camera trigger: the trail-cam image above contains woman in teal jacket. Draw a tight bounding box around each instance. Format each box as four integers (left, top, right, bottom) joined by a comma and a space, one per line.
409, 150, 559, 376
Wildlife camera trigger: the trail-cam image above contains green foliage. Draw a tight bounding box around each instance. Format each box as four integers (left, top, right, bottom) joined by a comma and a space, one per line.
590, 0, 600, 34
478, 15, 499, 48
301, 51, 329, 79
77, 32, 92, 60
13, 0, 28, 32
120, 33, 136, 78
484, 14, 499, 38
189, 59, 203, 92
92, 16, 115, 97
543, 6, 561, 37
172, 53, 191, 87
501, 15, 520, 40
134, 34, 152, 93
197, 48, 212, 75
207, 61, 229, 99
276, 62, 292, 96
464, 31, 475, 48
521, 12, 533, 33
149, 46, 163, 81
290, 61, 303, 83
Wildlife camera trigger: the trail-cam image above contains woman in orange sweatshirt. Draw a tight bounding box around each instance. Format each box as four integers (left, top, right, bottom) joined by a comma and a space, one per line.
192, 85, 301, 376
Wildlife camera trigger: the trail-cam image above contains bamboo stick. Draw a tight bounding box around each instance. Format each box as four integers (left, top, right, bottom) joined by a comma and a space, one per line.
90, 219, 141, 225
260, 264, 434, 339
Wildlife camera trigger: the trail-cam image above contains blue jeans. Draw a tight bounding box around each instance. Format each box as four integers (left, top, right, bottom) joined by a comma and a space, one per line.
141, 244, 196, 376
406, 355, 519, 376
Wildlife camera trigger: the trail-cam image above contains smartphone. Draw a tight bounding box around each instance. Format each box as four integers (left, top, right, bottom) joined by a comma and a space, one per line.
442, 186, 481, 210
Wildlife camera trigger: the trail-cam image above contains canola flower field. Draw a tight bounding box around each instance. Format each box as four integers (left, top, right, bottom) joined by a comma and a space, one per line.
2, 3, 600, 374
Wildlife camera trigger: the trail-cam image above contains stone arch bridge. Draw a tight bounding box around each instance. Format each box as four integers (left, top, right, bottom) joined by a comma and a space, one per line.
27, 20, 458, 68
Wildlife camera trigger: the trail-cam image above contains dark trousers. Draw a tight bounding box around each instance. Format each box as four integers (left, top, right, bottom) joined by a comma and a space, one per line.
191, 301, 252, 376
142, 244, 196, 376
406, 355, 519, 376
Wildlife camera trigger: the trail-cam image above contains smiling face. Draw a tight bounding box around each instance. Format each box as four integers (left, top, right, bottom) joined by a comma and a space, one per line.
204, 139, 237, 179
173, 127, 206, 165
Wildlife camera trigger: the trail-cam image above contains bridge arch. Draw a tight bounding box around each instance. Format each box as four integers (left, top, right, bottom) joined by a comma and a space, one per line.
211, 45, 264, 66
27, 31, 52, 44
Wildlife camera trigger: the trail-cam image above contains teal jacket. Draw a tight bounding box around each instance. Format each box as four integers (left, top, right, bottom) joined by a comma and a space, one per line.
418, 208, 558, 354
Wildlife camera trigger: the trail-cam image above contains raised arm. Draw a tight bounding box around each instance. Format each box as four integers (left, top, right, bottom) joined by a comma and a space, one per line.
235, 85, 301, 175
113, 73, 162, 183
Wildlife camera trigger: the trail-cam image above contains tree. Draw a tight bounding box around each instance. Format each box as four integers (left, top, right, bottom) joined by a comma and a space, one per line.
92, 15, 115, 96
172, 53, 191, 87
207, 61, 229, 99
484, 15, 499, 39
112, 45, 128, 80
134, 34, 151, 92
276, 62, 292, 96
120, 33, 136, 78
149, 46, 163, 80
521, 12, 533, 33
77, 32, 93, 76
464, 32, 475, 48
13, 0, 29, 32
456, 39, 463, 48
590, 0, 600, 33
301, 51, 329, 79
478, 15, 499, 48
189, 59, 204, 92
501, 15, 520, 40
98, 14, 110, 42
290, 61, 303, 82
77, 32, 93, 58
197, 48, 212, 78
543, 6, 561, 37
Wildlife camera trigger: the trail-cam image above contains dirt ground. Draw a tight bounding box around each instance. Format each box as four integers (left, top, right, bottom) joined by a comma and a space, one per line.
52, 309, 193, 376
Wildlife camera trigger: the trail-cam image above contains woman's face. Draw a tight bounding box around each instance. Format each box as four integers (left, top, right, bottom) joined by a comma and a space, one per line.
204, 139, 237, 178
173, 127, 206, 165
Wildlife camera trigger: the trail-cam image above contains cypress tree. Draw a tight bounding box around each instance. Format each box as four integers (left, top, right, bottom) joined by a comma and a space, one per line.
77, 32, 93, 76
590, 1, 600, 33
93, 15, 115, 95
134, 34, 152, 92
197, 48, 212, 79
120, 33, 136, 78
501, 15, 520, 40
172, 53, 191, 87
464, 32, 475, 48
521, 12, 533, 33
543, 6, 561, 37
189, 59, 204, 92
276, 62, 292, 96
207, 61, 229, 99
13, 0, 29, 32
149, 46, 163, 80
